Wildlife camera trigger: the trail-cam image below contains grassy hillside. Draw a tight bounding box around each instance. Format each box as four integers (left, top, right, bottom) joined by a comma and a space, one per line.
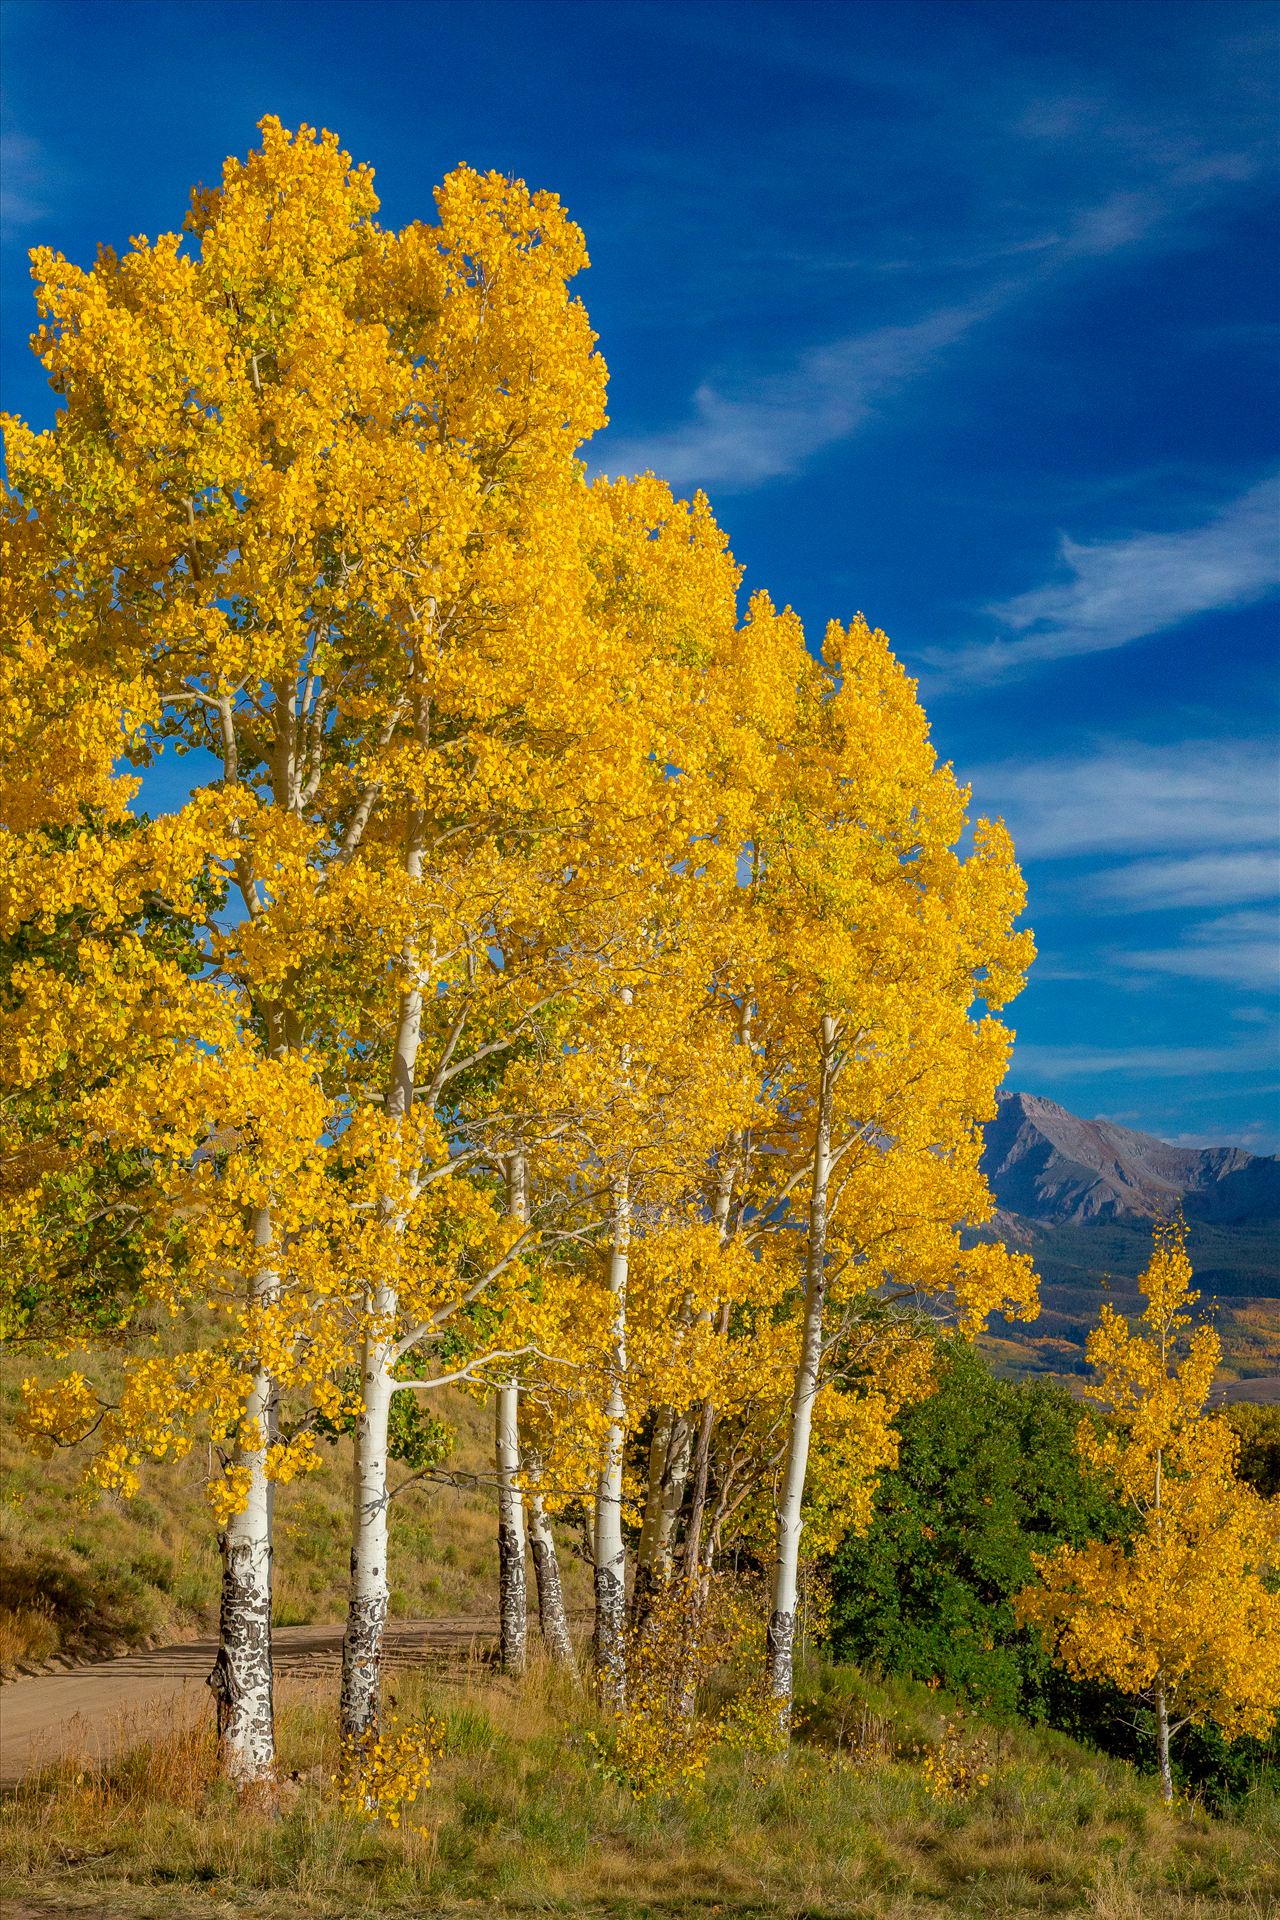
0, 1358, 590, 1675
2, 1656, 1275, 1918
4, 1334, 1277, 1916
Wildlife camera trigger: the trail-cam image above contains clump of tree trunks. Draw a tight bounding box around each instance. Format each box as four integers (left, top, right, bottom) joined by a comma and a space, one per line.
3, 119, 1275, 1809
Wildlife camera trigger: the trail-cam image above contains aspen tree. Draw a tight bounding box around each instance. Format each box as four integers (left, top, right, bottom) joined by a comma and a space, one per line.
5, 115, 1044, 1787
491, 473, 777, 1704
1016, 1221, 1280, 1802
623, 594, 814, 1623
3, 118, 622, 1772
631, 1080, 752, 1630
524, 1446, 578, 1671
0, 521, 176, 1346
495, 882, 763, 1699
539, 929, 756, 1703
633, 1405, 696, 1629
738, 616, 1036, 1738
3, 515, 329, 1783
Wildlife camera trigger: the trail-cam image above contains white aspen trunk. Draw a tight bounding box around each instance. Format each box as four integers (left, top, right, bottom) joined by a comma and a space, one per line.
525, 1457, 578, 1674
207, 1208, 278, 1788
637, 1147, 735, 1634
496, 1380, 529, 1675
496, 1155, 529, 1674
633, 1409, 693, 1631
340, 823, 425, 1743
652, 1414, 693, 1582
593, 1174, 630, 1711
766, 1013, 838, 1741
683, 1395, 717, 1584
1155, 1677, 1174, 1804
340, 1295, 396, 1743
1152, 1426, 1173, 1802
632, 1406, 675, 1629
679, 1147, 735, 1597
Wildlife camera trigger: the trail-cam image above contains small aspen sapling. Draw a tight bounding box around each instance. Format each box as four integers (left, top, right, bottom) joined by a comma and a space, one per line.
1016, 1219, 1280, 1803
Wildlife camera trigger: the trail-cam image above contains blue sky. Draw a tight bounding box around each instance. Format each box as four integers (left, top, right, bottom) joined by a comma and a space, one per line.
3, 0, 1277, 1150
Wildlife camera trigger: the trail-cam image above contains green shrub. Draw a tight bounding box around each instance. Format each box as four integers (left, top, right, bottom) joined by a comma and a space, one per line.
828, 1343, 1280, 1805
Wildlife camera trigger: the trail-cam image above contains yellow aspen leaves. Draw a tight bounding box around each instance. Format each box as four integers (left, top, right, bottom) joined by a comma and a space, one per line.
1017, 1221, 1280, 1755
5, 119, 1045, 1773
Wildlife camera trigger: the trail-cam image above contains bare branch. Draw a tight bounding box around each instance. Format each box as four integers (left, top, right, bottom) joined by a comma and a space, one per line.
337, 700, 404, 861
389, 1346, 540, 1393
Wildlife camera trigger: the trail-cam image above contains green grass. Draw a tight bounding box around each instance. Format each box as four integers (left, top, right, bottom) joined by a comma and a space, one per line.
2, 1658, 1275, 1918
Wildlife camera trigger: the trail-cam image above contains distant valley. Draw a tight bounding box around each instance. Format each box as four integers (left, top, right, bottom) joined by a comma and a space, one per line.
977, 1091, 1280, 1401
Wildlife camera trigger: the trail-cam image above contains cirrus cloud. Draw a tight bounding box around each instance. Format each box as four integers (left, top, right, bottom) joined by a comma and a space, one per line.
1092, 850, 1280, 911
930, 473, 1280, 683
597, 297, 994, 491
969, 737, 1280, 861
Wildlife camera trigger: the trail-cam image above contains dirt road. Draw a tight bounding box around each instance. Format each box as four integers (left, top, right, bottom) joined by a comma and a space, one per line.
0, 1617, 494, 1788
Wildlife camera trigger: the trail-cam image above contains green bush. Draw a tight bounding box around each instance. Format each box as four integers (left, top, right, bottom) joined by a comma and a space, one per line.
827, 1343, 1280, 1805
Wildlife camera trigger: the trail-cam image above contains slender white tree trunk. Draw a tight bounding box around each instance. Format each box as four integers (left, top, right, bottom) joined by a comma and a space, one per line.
341, 824, 424, 1742
341, 1292, 396, 1742
525, 1454, 578, 1673
496, 1155, 530, 1674
593, 1175, 630, 1710
635, 1408, 673, 1582
766, 1013, 837, 1740
633, 1407, 673, 1628
1155, 1677, 1174, 1804
496, 1382, 528, 1673
683, 1394, 716, 1585
208, 1208, 278, 1789
636, 1146, 736, 1635
633, 1408, 693, 1629
654, 1417, 693, 1581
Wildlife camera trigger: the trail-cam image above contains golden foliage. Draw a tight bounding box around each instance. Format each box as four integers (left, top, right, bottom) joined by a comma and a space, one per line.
589, 1575, 772, 1797
337, 1714, 444, 1832
1016, 1221, 1280, 1748
4, 118, 1037, 1669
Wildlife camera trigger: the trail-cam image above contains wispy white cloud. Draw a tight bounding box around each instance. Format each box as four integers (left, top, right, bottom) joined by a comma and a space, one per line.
1013, 1040, 1273, 1080
598, 297, 993, 491
1092, 850, 1280, 911
970, 739, 1280, 861
1059, 187, 1168, 259
0, 130, 51, 239
597, 72, 1272, 499
1163, 1122, 1279, 1153
1119, 911, 1280, 991
929, 474, 1280, 683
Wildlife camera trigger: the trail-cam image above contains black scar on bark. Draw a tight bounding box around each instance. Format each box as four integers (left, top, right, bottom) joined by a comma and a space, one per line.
630, 1558, 659, 1635
530, 1529, 575, 1668
498, 1516, 528, 1672
210, 1532, 274, 1764
341, 1591, 389, 1739
766, 1606, 795, 1697
593, 1564, 627, 1702
207, 1647, 240, 1737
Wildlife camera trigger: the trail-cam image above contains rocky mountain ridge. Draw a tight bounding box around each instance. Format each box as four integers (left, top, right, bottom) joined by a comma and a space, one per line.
980, 1091, 1280, 1231
975, 1092, 1278, 1399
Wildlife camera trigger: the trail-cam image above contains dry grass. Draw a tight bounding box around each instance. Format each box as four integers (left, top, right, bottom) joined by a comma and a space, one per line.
0, 1598, 60, 1670
0, 1353, 591, 1672
2, 1659, 1275, 1919
3, 1340, 1275, 1914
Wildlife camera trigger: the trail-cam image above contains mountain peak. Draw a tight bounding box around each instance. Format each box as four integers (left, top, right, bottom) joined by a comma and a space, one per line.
982, 1091, 1278, 1228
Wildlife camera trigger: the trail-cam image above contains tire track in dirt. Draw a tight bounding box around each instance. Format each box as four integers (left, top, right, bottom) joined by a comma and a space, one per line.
0, 1617, 495, 1787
